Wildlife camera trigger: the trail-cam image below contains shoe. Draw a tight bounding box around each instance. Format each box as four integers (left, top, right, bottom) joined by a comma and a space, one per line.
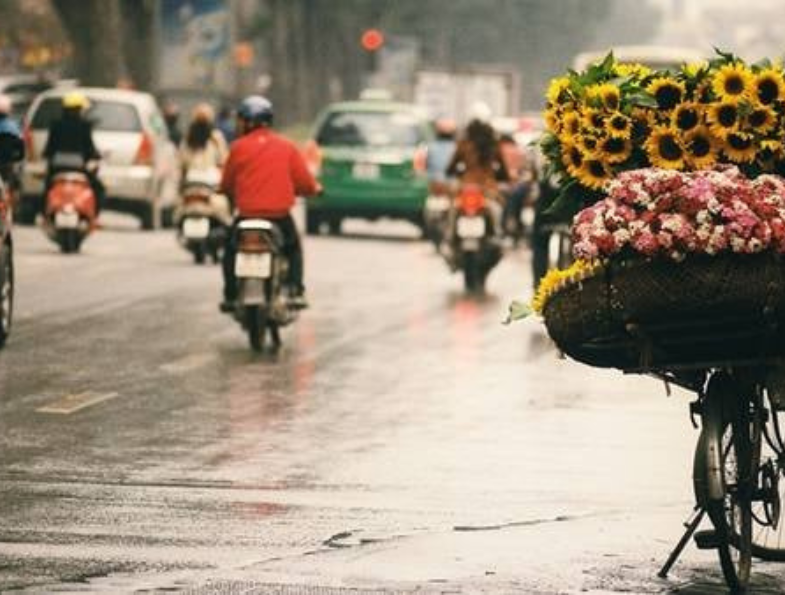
219, 300, 236, 314
288, 292, 309, 310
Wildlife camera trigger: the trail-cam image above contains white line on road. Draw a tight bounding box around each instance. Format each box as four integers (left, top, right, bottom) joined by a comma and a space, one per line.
159, 352, 216, 374
36, 391, 119, 415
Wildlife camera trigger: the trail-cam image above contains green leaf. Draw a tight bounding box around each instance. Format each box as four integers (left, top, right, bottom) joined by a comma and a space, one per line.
542, 181, 582, 221
628, 92, 658, 108
503, 300, 533, 324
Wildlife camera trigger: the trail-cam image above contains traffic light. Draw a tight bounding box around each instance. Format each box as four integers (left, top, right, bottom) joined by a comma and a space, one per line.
360, 29, 385, 52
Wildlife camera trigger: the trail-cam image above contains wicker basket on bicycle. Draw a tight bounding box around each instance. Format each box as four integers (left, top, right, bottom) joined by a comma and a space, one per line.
543, 253, 785, 371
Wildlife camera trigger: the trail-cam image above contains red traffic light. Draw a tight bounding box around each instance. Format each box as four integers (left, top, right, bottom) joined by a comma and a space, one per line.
361, 29, 385, 52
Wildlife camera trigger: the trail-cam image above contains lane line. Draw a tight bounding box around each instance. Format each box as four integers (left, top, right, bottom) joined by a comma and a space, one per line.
159, 353, 216, 374
36, 391, 119, 415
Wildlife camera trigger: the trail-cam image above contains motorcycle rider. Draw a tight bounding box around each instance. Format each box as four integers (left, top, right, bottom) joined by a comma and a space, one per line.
0, 94, 22, 210
177, 102, 231, 226
42, 91, 104, 215
220, 95, 320, 312
426, 117, 457, 184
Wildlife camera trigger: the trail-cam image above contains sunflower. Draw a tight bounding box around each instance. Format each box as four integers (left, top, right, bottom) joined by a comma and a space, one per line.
682, 61, 709, 79
561, 110, 582, 138
647, 77, 686, 110
581, 107, 606, 134
747, 105, 777, 134
645, 125, 686, 169
547, 76, 572, 105
712, 62, 754, 101
613, 63, 651, 79
577, 133, 601, 156
605, 112, 632, 139
599, 136, 632, 164
544, 106, 562, 134
576, 157, 613, 190
707, 100, 740, 139
592, 83, 621, 111
561, 141, 585, 178
758, 139, 784, 170
683, 126, 718, 169
672, 102, 702, 132
753, 67, 785, 105
723, 132, 757, 163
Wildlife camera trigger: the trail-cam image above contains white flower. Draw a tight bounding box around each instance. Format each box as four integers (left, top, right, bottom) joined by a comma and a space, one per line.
696, 210, 710, 224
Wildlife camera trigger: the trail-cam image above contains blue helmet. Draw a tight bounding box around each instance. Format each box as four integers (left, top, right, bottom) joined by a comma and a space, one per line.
238, 95, 273, 127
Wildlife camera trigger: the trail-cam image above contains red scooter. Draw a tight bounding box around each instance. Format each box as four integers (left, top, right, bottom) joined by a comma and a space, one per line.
43, 166, 97, 254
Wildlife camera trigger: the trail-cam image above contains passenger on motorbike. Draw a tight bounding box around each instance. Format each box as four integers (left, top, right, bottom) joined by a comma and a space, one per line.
219, 95, 320, 312
177, 103, 231, 226
0, 95, 22, 210
42, 92, 105, 216
426, 117, 457, 184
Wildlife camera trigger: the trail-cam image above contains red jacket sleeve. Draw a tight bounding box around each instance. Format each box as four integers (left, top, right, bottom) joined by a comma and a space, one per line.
289, 145, 319, 197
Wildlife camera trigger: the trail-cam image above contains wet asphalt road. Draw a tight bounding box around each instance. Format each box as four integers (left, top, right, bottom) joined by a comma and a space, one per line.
2, 210, 785, 593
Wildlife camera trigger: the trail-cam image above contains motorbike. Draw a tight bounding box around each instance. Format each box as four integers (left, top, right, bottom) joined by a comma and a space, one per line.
176, 168, 228, 264
43, 153, 97, 254
422, 180, 452, 249
230, 219, 298, 352
442, 183, 503, 294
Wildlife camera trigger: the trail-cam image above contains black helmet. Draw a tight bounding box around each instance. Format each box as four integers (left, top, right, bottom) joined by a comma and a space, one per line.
238, 95, 273, 127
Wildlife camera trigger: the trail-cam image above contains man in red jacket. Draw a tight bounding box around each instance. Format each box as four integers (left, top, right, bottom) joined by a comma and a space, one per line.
220, 95, 320, 311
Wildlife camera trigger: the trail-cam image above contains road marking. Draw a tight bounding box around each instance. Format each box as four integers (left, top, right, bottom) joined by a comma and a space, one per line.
159, 352, 215, 374
36, 391, 119, 415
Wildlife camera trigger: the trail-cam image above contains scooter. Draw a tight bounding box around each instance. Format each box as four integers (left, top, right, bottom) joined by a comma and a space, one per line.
231, 219, 298, 352
442, 184, 503, 294
177, 168, 228, 264
42, 153, 97, 254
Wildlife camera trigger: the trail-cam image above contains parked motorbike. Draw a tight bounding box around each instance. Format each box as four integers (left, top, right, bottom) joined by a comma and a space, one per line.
230, 219, 298, 352
423, 179, 452, 249
176, 168, 228, 264
442, 184, 503, 294
43, 153, 97, 254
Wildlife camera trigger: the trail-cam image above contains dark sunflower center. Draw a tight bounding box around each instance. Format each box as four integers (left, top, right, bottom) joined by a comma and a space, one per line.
587, 160, 606, 177
604, 93, 620, 110
603, 137, 626, 155
590, 113, 604, 128
717, 105, 738, 127
757, 78, 779, 104
583, 136, 598, 151
690, 135, 711, 158
658, 135, 683, 161
728, 134, 752, 150
655, 85, 682, 110
569, 147, 583, 168
676, 108, 699, 131
749, 109, 769, 128
610, 115, 628, 131
724, 74, 745, 95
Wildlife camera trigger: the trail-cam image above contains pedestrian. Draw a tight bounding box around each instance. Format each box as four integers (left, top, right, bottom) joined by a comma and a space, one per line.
162, 101, 183, 147
216, 105, 236, 144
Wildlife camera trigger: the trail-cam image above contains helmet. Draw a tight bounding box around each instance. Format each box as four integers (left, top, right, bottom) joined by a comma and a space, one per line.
62, 91, 90, 110
468, 100, 492, 123
0, 94, 10, 116
238, 95, 273, 127
434, 117, 457, 137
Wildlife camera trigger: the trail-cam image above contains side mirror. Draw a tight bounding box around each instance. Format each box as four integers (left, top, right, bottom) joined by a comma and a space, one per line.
0, 131, 24, 165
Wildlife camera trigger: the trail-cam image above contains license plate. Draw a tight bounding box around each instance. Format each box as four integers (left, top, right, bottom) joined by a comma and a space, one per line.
426, 195, 451, 211
457, 216, 486, 239
182, 217, 210, 239
55, 210, 79, 229
235, 252, 272, 279
352, 162, 380, 180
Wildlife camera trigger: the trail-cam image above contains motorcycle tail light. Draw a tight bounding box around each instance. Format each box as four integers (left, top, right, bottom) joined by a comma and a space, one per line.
239, 232, 271, 254
184, 193, 209, 205
134, 132, 154, 166
459, 186, 485, 216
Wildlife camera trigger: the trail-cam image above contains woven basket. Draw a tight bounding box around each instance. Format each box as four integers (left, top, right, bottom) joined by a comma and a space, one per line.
543, 253, 785, 371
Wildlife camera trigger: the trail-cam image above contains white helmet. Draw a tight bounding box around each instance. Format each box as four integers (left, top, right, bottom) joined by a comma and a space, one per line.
0, 94, 11, 116
468, 100, 493, 123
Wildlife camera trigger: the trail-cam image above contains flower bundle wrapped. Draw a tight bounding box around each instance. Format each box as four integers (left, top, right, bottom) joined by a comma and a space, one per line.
541, 50, 785, 220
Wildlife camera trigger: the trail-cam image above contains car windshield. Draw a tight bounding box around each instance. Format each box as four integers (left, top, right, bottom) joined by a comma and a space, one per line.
31, 97, 142, 132
317, 110, 423, 147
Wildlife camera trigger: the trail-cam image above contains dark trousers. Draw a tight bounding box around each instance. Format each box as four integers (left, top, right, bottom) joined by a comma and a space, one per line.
222, 214, 304, 301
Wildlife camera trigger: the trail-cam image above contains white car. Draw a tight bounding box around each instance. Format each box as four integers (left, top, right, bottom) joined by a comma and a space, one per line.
20, 87, 178, 229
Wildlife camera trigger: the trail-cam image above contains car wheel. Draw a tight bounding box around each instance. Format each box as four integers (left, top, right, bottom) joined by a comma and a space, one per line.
305, 210, 321, 235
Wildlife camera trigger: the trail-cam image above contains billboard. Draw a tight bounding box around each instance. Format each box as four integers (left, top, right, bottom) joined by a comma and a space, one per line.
159, 0, 232, 92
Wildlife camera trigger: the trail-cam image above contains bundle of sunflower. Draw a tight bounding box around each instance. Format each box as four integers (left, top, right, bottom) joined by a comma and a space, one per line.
540, 49, 785, 220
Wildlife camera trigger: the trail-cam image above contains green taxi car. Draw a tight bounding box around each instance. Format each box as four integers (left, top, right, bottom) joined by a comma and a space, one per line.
304, 99, 431, 235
